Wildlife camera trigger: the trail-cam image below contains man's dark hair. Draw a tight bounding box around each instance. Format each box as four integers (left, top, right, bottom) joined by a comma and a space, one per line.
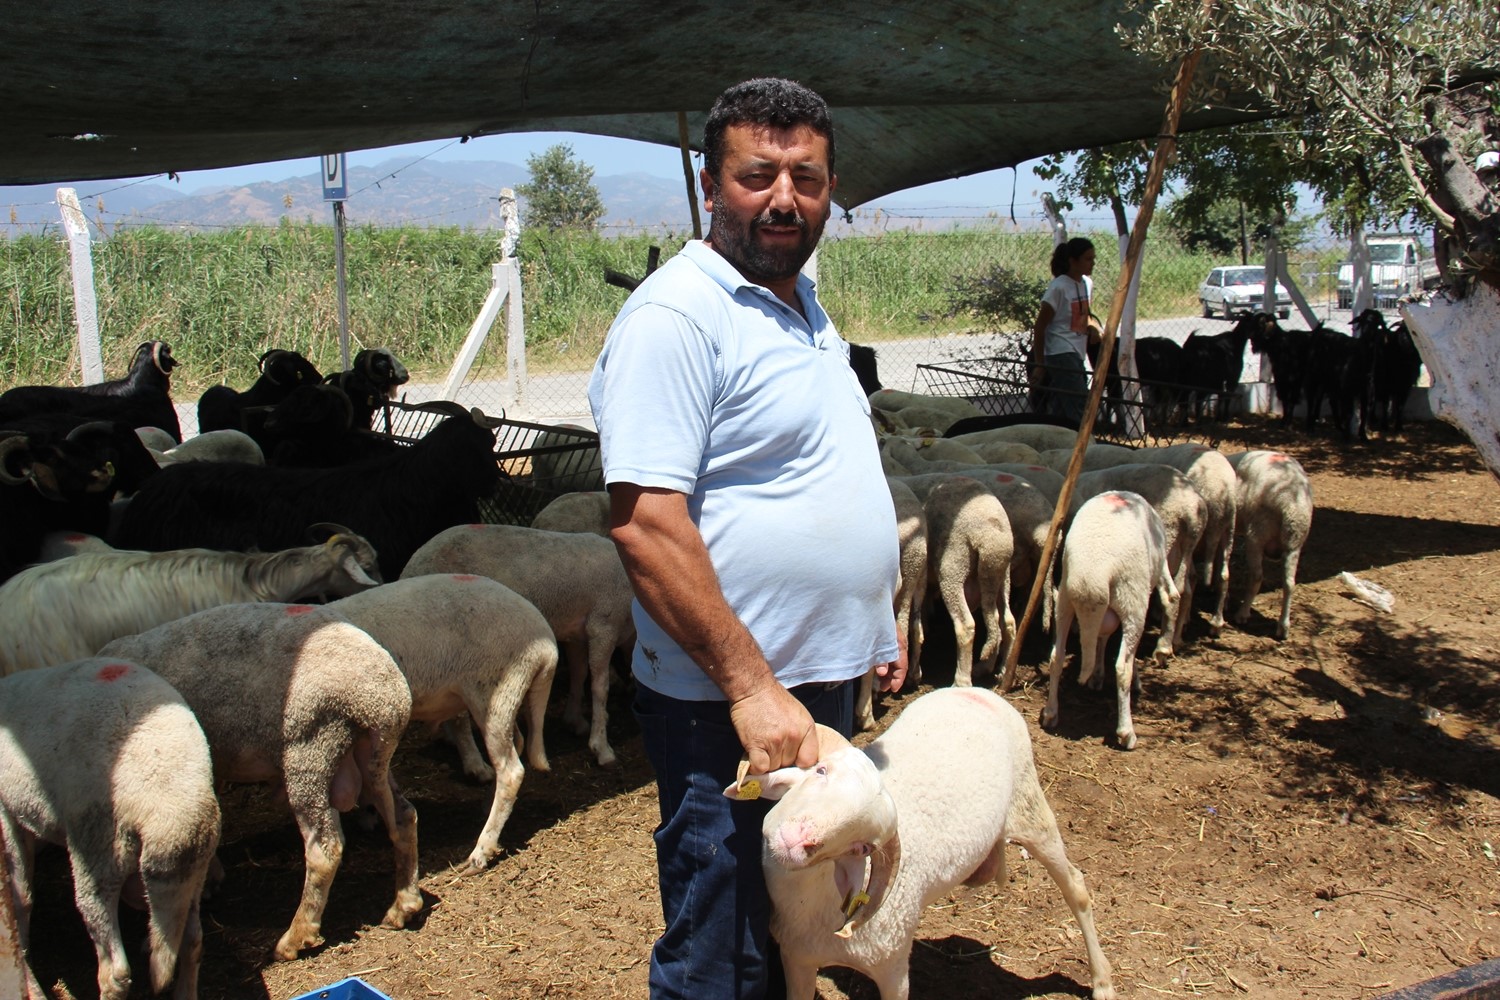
703, 78, 835, 181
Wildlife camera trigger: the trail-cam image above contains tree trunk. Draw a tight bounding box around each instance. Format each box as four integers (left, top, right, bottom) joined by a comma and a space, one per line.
1401, 282, 1500, 483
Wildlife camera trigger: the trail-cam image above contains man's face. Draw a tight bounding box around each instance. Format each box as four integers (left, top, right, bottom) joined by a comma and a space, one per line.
702, 123, 835, 287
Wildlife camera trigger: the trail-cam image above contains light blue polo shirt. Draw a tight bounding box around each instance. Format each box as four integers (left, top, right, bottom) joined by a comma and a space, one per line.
588, 240, 900, 701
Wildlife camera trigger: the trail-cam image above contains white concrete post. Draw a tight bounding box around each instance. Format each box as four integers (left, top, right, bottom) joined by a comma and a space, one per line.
56, 188, 105, 384
440, 189, 526, 415
1351, 229, 1373, 315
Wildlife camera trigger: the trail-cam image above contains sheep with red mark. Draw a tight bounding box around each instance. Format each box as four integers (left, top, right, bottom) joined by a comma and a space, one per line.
0, 657, 219, 1000
1067, 463, 1206, 657
100, 604, 421, 960
895, 475, 1012, 689
946, 421, 1080, 454
327, 574, 558, 872
0, 527, 381, 675
402, 523, 635, 767
1044, 490, 1179, 750
1226, 450, 1314, 639
725, 687, 1115, 1000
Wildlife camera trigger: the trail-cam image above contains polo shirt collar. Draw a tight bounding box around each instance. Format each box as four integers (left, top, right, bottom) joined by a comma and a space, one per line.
681, 239, 819, 308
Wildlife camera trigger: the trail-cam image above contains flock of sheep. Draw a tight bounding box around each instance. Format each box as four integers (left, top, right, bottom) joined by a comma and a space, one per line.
0, 338, 1314, 1000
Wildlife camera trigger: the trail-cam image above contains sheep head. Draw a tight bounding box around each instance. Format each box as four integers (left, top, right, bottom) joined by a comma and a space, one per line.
722, 724, 900, 938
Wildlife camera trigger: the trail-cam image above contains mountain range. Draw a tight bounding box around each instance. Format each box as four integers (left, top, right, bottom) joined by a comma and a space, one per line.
2, 158, 697, 235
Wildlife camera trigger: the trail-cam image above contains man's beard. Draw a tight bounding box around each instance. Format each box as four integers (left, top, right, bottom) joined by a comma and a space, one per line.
708, 205, 826, 286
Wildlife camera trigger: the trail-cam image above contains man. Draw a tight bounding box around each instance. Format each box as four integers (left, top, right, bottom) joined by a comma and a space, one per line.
588, 77, 906, 1000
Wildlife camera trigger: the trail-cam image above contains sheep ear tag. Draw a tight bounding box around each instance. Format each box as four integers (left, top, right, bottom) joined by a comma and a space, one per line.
834, 847, 873, 936
722, 760, 805, 801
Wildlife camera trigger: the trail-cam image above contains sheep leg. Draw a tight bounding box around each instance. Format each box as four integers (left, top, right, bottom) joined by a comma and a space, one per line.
975, 566, 1005, 684
169, 896, 204, 1000
943, 575, 977, 687
140, 845, 212, 997
463, 713, 525, 872
66, 844, 131, 1000
1206, 532, 1232, 636
561, 637, 590, 736
781, 952, 823, 1000
1151, 550, 1187, 660
276, 782, 346, 960
2, 818, 45, 1000
1005, 781, 1117, 1000
583, 625, 619, 766
1231, 536, 1266, 627
868, 953, 912, 1000
1073, 602, 1110, 691
521, 649, 557, 773
1041, 591, 1075, 731
1113, 613, 1144, 751
441, 713, 495, 783
360, 760, 423, 931
1276, 546, 1302, 641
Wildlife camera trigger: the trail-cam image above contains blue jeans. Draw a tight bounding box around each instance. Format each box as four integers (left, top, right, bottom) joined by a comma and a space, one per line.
1045, 351, 1089, 426
635, 679, 855, 1000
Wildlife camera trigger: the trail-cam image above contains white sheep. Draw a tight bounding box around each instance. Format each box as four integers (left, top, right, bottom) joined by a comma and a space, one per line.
896, 474, 1014, 687
867, 388, 981, 420
966, 438, 1042, 466
949, 422, 1080, 455
154, 428, 266, 466
402, 523, 636, 767
529, 489, 610, 536
1225, 450, 1314, 639
1069, 463, 1206, 657
725, 687, 1115, 1000
0, 527, 382, 675
1134, 443, 1239, 635
326, 573, 558, 871
0, 657, 219, 1000
988, 462, 1064, 508
879, 434, 986, 470
36, 529, 116, 561
857, 479, 927, 730
100, 605, 422, 961
958, 469, 1058, 631
1044, 490, 1180, 750
1035, 441, 1140, 475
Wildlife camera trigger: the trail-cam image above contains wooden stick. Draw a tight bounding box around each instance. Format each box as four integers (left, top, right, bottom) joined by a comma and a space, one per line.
677, 111, 703, 240
1000, 24, 1211, 690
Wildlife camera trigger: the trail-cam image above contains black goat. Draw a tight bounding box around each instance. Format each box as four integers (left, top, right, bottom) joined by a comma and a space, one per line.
112, 408, 503, 579
847, 343, 882, 397
0, 341, 182, 442
0, 427, 120, 581
1354, 309, 1422, 434
197, 348, 323, 435
1179, 317, 1256, 422
1304, 325, 1370, 440
1092, 335, 1185, 433
260, 383, 402, 468
1245, 316, 1312, 427
325, 348, 410, 430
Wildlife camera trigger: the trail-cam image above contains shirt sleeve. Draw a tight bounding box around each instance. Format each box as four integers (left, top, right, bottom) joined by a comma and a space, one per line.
591, 302, 719, 494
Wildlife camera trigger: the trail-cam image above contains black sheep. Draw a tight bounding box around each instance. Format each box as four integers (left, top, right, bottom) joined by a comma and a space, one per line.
1354, 310, 1422, 434
112, 408, 503, 579
197, 348, 323, 434
0, 428, 120, 582
1304, 325, 1370, 440
261, 383, 402, 468
1246, 317, 1312, 426
325, 348, 410, 430
1179, 317, 1256, 422
0, 341, 182, 442
846, 343, 882, 397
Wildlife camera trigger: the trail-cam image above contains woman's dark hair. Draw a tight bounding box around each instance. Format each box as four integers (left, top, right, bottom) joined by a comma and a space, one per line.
703, 78, 835, 181
1049, 237, 1096, 277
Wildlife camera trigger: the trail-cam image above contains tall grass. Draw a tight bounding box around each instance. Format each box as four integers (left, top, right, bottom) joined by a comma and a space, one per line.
1, 222, 1248, 394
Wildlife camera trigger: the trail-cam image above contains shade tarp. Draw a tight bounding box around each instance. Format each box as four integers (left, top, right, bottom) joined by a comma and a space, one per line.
10, 0, 1262, 207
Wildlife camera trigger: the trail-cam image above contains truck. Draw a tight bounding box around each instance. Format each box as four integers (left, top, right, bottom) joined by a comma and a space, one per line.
1337, 234, 1441, 309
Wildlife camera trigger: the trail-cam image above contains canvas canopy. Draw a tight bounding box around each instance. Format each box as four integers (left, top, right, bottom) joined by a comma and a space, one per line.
10, 0, 1263, 207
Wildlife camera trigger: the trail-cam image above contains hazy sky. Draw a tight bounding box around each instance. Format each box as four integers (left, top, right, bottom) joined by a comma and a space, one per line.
151, 131, 1061, 219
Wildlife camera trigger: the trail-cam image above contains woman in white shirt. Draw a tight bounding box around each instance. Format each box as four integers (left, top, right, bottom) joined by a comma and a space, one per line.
1029, 237, 1100, 426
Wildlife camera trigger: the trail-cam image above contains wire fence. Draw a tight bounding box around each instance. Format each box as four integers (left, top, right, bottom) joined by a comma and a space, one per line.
1, 216, 1407, 437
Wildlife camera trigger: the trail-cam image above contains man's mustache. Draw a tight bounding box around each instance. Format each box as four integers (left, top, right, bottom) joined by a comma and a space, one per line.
752, 209, 807, 230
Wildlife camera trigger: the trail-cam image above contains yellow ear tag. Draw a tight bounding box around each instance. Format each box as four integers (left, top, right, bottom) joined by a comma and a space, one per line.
737, 779, 762, 800
843, 890, 870, 920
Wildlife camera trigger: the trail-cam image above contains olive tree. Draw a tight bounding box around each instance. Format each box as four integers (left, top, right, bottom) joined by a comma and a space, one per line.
1120, 0, 1500, 476
516, 143, 606, 232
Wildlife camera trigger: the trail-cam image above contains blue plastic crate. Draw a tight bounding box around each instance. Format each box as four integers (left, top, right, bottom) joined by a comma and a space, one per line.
290, 978, 392, 1000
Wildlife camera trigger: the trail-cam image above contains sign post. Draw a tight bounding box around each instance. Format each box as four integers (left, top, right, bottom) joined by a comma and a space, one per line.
322, 153, 351, 370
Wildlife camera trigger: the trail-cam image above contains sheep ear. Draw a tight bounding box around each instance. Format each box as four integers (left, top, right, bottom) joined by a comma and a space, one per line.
722, 765, 807, 802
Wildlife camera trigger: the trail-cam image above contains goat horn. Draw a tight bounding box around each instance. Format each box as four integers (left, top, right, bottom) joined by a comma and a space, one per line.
0, 434, 33, 485
470, 406, 507, 429
66, 420, 117, 441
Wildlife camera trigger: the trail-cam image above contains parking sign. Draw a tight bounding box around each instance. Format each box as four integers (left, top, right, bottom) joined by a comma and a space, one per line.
322, 153, 347, 201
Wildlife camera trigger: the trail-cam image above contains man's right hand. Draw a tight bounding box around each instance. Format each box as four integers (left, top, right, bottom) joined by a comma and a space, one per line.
729, 682, 820, 773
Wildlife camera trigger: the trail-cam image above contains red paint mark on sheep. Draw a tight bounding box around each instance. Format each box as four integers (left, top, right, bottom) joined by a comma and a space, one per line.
65, 533, 88, 542
466, 523, 488, 531
1102, 493, 1130, 509
1268, 453, 1290, 463
285, 604, 316, 615
96, 663, 130, 682
994, 474, 1014, 483
1027, 465, 1046, 471
451, 574, 480, 583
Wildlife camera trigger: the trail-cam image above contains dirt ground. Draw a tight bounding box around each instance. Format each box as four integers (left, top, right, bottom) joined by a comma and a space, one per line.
26, 415, 1500, 1000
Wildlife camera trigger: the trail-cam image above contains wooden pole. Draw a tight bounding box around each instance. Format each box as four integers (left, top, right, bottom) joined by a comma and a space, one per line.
1000, 30, 1211, 691
677, 111, 703, 240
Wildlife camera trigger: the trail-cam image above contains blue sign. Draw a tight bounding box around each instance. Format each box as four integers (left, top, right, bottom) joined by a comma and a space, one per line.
322, 153, 348, 202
